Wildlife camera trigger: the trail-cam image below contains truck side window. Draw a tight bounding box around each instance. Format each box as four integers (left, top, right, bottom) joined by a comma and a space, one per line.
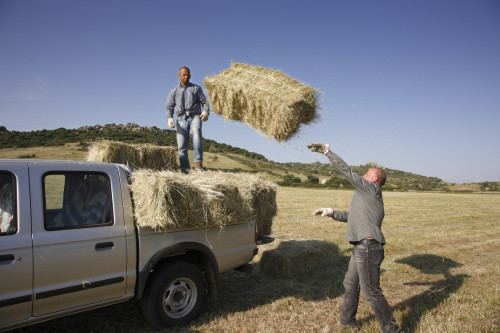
0, 172, 17, 236
44, 172, 113, 230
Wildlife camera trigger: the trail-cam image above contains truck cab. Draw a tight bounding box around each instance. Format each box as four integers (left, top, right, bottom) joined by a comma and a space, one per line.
0, 160, 136, 330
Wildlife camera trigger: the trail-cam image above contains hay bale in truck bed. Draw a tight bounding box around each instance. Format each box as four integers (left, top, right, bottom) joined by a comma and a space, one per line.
87, 140, 177, 171
130, 170, 277, 235
204, 63, 319, 142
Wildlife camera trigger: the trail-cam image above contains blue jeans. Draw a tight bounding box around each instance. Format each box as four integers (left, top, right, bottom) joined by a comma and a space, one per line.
176, 114, 202, 171
340, 240, 401, 332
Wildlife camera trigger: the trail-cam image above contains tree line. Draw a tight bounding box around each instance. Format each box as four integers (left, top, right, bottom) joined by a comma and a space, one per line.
0, 124, 267, 161
1, 124, 498, 192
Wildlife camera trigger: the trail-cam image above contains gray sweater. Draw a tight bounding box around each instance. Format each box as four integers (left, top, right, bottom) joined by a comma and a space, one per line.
325, 151, 386, 244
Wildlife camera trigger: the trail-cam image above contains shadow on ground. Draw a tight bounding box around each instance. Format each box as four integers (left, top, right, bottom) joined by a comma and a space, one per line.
11, 247, 471, 333
358, 253, 470, 333
197, 240, 351, 326
11, 240, 350, 333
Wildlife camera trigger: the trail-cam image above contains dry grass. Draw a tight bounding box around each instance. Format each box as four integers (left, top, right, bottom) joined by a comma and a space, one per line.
11, 188, 500, 333
130, 170, 276, 235
87, 140, 177, 171
204, 63, 319, 141
0, 143, 88, 160
259, 239, 346, 279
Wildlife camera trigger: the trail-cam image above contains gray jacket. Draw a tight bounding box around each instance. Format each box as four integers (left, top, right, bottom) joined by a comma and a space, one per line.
325, 151, 386, 244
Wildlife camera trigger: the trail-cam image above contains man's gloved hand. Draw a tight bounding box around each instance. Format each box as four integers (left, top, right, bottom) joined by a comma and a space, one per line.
307, 143, 331, 154
201, 111, 209, 122
168, 118, 175, 128
312, 207, 334, 217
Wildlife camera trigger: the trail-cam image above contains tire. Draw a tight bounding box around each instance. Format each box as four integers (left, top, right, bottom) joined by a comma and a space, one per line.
140, 261, 207, 329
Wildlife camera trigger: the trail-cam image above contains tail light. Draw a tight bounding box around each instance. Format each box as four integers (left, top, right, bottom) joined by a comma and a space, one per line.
255, 222, 258, 244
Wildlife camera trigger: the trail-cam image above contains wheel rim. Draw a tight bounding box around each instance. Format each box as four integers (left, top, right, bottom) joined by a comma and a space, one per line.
162, 277, 198, 319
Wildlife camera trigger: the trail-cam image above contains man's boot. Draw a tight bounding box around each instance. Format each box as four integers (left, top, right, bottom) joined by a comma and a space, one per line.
194, 162, 203, 171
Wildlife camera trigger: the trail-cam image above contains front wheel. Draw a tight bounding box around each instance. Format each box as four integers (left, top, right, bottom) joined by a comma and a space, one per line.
141, 261, 207, 329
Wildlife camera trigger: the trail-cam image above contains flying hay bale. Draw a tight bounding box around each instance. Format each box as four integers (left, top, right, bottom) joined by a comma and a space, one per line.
204, 63, 319, 142
87, 140, 177, 171
260, 240, 343, 279
130, 170, 277, 234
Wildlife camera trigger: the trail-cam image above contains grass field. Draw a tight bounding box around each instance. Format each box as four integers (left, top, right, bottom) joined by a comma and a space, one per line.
12, 187, 499, 333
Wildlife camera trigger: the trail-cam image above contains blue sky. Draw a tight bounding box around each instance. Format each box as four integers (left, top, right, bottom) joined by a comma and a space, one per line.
1, 0, 499, 183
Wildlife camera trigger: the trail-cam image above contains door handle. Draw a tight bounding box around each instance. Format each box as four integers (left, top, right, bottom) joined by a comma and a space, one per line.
95, 242, 114, 251
0, 254, 15, 264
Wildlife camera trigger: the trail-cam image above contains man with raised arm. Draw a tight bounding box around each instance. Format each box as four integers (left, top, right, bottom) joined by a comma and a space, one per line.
308, 143, 401, 333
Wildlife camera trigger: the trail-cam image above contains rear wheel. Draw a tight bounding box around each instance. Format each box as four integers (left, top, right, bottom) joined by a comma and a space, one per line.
141, 261, 207, 329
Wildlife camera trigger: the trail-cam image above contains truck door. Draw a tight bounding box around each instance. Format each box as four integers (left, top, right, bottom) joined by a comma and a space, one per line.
0, 163, 33, 326
29, 163, 128, 316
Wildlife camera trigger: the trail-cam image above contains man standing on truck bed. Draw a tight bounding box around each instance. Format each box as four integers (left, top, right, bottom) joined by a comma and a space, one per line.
308, 143, 401, 333
166, 66, 210, 174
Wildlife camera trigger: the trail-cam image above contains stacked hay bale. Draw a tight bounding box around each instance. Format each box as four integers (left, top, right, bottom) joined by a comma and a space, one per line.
251, 183, 276, 236
259, 240, 342, 279
204, 63, 319, 142
87, 140, 177, 171
130, 170, 277, 235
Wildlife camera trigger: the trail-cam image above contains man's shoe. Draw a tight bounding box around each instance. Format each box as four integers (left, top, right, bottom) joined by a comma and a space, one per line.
194, 162, 204, 171
341, 321, 358, 328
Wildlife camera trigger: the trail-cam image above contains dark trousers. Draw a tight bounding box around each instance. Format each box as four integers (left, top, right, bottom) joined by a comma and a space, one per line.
340, 239, 401, 333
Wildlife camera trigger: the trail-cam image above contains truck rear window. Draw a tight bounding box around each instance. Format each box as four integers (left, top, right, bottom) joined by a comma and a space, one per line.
44, 172, 113, 230
0, 172, 16, 236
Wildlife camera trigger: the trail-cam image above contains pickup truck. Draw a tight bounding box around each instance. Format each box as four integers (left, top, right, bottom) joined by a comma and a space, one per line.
0, 159, 270, 331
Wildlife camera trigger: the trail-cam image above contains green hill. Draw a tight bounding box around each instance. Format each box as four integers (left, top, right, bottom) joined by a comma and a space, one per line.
1, 124, 497, 193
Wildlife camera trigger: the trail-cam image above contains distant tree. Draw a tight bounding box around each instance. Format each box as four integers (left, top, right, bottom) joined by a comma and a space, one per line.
306, 175, 319, 184
325, 176, 352, 188
279, 174, 302, 186
480, 181, 499, 191
384, 184, 394, 191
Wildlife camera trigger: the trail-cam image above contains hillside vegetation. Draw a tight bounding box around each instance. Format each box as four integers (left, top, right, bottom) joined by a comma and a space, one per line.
1, 124, 497, 193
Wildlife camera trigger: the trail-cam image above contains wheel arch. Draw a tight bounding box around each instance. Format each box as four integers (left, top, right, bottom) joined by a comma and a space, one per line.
136, 242, 220, 301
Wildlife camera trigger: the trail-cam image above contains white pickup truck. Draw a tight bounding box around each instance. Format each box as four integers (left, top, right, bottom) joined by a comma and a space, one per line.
0, 159, 270, 331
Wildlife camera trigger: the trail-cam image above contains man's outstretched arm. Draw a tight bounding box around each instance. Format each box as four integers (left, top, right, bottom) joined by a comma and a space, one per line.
312, 207, 348, 222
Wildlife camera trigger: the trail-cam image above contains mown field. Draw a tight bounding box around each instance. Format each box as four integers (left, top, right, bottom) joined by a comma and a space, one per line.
12, 187, 499, 333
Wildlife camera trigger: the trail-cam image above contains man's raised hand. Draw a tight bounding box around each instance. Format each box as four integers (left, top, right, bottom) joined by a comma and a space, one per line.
307, 143, 330, 154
